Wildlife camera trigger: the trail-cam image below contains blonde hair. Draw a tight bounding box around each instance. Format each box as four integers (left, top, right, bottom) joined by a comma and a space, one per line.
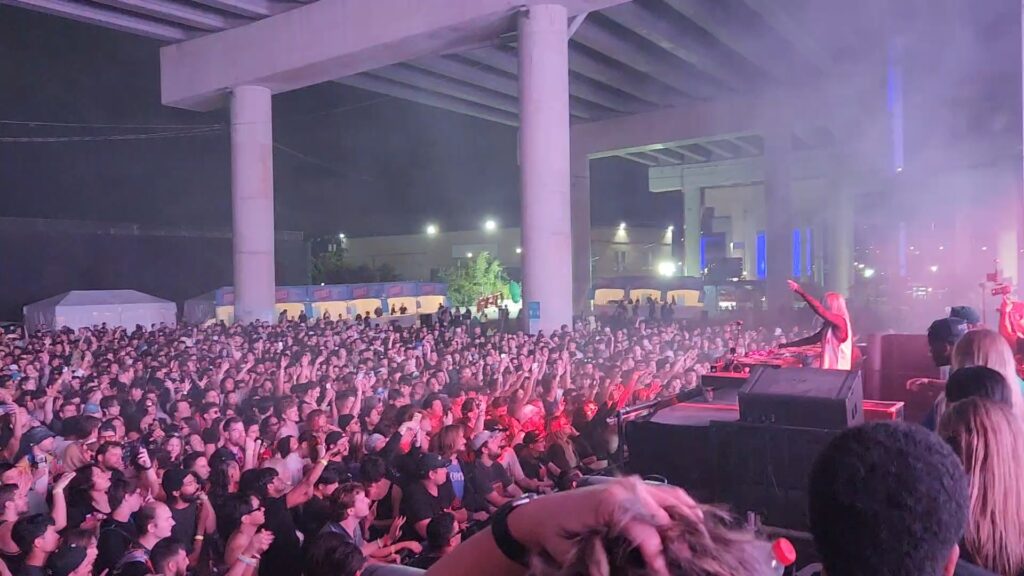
529, 477, 772, 576
952, 329, 1024, 418
939, 398, 1024, 576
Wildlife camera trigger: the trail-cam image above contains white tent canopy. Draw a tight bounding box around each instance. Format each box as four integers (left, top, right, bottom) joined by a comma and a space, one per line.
23, 290, 177, 332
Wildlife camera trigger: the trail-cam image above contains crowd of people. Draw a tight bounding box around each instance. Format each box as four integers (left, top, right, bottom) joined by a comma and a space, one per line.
0, 309, 803, 576
1, 296, 1021, 576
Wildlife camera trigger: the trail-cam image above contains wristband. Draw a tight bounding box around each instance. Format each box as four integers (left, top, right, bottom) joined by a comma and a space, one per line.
318, 459, 328, 466
237, 555, 258, 567
194, 535, 204, 542
490, 495, 536, 566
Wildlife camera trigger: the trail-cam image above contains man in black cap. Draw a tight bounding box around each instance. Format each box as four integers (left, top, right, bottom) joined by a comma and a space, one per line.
908, 317, 969, 393
11, 514, 60, 576
399, 453, 460, 540
161, 468, 211, 562
46, 541, 96, 576
19, 427, 56, 515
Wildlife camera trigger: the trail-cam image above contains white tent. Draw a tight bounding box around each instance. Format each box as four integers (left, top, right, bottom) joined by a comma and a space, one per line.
23, 290, 177, 332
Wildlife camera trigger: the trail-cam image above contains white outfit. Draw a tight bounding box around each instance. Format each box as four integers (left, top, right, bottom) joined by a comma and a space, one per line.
821, 316, 852, 371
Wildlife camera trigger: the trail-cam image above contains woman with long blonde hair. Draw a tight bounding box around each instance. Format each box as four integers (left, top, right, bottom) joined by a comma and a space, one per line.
780, 281, 853, 370
934, 329, 1024, 424
939, 398, 1024, 576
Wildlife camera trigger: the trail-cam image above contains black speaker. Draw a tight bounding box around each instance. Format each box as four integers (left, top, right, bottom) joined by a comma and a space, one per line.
419, 314, 434, 328
738, 367, 863, 429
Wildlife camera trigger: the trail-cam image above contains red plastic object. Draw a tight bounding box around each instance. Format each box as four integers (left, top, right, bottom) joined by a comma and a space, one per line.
771, 538, 797, 567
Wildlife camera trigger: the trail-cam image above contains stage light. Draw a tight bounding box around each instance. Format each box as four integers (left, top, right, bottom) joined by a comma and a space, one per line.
515, 247, 522, 254
930, 265, 939, 273
425, 224, 438, 236
863, 267, 876, 278
338, 233, 346, 240
657, 261, 676, 277
938, 246, 945, 251
982, 246, 989, 251
667, 225, 674, 231
484, 219, 497, 232
618, 222, 626, 231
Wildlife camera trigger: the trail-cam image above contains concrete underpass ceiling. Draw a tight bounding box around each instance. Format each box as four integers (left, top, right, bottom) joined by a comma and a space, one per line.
2, 0, 877, 165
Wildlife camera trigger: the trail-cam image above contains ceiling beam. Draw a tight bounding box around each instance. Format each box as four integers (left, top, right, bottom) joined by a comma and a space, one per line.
661, 0, 816, 81
335, 75, 518, 127
572, 16, 726, 100
408, 55, 601, 120
670, 145, 707, 162
740, 0, 833, 70
162, 0, 633, 110
728, 136, 761, 155
699, 141, 735, 158
2, 0, 191, 41
464, 46, 653, 114
601, 2, 755, 90
92, 0, 239, 31
189, 0, 292, 19
645, 149, 686, 164
569, 43, 690, 107
371, 64, 520, 114
618, 153, 659, 166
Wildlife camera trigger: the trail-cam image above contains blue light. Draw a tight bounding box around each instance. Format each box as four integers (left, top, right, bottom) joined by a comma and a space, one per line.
792, 229, 802, 278
756, 232, 766, 279
700, 235, 708, 270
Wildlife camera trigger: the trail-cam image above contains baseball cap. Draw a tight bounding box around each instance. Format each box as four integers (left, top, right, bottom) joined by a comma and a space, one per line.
415, 453, 448, 477
470, 431, 496, 452
47, 544, 87, 576
20, 426, 56, 457
161, 468, 193, 496
950, 306, 981, 326
927, 317, 969, 345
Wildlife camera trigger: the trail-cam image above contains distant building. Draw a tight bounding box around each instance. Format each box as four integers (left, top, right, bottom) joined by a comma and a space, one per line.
334, 225, 675, 283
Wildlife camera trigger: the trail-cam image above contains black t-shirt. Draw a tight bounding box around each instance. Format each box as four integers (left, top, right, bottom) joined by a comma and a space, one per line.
514, 447, 544, 481
97, 518, 137, 576
299, 495, 331, 538
260, 496, 301, 576
170, 501, 198, 545
400, 482, 453, 539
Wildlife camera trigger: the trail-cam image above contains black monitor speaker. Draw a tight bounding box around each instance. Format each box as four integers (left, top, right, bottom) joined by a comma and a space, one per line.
738, 367, 863, 430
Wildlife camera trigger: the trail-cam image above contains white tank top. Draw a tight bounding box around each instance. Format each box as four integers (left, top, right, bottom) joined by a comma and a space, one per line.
821, 317, 852, 370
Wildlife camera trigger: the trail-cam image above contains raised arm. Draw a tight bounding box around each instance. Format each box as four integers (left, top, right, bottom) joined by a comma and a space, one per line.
788, 281, 848, 342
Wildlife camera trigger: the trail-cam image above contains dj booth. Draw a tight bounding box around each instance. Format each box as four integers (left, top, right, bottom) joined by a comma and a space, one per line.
621, 366, 903, 532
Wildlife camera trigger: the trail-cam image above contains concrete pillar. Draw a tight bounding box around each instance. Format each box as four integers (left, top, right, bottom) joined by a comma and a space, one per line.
518, 4, 572, 332
827, 177, 854, 295
230, 85, 276, 324
683, 187, 701, 277
763, 125, 793, 312
570, 148, 592, 315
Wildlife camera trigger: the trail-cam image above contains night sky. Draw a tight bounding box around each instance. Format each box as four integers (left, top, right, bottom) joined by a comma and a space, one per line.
0, 8, 680, 238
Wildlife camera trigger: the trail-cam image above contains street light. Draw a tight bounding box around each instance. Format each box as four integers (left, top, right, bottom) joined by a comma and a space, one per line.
657, 261, 676, 277
484, 219, 497, 232
618, 222, 626, 231
338, 233, 346, 240
863, 267, 876, 278
515, 247, 522, 254
425, 224, 438, 236
466, 252, 473, 258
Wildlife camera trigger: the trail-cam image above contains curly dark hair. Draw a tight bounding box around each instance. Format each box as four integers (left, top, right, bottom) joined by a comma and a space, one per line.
809, 422, 969, 576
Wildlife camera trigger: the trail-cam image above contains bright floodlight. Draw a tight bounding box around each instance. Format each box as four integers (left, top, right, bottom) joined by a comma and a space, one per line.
515, 247, 522, 254
930, 265, 939, 273
466, 252, 473, 258
425, 224, 438, 236
484, 219, 497, 232
863, 267, 876, 278
657, 261, 676, 277
338, 233, 346, 239
618, 222, 627, 231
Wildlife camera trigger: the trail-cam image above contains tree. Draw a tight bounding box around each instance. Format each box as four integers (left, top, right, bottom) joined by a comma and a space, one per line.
441, 252, 509, 307
311, 248, 401, 285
